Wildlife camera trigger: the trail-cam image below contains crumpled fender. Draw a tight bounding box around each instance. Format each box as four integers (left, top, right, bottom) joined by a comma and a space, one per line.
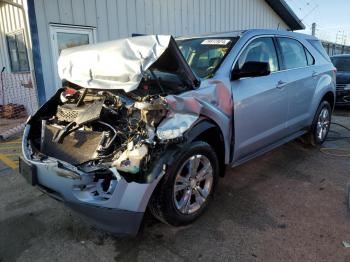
156, 79, 233, 163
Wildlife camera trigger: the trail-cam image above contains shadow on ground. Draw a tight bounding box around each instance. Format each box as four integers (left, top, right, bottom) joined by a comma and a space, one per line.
0, 112, 350, 262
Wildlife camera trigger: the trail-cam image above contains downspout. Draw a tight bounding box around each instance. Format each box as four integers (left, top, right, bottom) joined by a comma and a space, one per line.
1, 67, 5, 106
0, 0, 38, 105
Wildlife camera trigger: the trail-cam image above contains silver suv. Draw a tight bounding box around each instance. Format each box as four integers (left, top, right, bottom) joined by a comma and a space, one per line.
20, 29, 336, 235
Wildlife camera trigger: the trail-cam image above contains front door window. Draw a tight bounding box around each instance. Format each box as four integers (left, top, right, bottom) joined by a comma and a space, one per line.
236, 37, 279, 72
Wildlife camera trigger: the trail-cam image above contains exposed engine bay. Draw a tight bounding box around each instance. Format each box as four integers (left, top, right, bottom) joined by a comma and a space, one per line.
27, 77, 190, 183
19, 34, 235, 235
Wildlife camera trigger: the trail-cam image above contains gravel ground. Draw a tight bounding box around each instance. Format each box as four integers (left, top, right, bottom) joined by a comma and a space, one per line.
0, 110, 350, 262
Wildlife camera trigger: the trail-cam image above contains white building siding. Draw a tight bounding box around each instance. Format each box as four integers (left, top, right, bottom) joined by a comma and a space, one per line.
0, 0, 26, 70
33, 0, 288, 99
0, 0, 39, 116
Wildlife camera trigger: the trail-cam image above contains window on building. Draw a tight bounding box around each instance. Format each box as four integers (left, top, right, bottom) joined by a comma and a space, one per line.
6, 30, 29, 72
49, 25, 95, 88
56, 32, 90, 56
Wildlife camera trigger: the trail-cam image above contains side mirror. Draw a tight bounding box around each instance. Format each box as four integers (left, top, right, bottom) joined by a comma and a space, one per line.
231, 61, 271, 80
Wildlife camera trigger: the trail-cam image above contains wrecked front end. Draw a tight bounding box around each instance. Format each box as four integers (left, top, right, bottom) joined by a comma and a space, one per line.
20, 87, 176, 235
20, 34, 234, 235
20, 35, 202, 235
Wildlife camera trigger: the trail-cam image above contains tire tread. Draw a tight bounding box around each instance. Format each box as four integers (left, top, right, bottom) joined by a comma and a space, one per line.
148, 141, 219, 226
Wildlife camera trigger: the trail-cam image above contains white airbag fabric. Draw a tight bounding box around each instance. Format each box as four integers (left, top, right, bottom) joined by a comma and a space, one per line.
57, 35, 171, 92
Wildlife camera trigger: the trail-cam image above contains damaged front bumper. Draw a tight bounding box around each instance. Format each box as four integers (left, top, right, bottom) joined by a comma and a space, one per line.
20, 125, 165, 235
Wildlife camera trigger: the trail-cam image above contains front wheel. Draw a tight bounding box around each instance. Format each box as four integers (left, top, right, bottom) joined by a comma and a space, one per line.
304, 100, 332, 146
149, 141, 219, 226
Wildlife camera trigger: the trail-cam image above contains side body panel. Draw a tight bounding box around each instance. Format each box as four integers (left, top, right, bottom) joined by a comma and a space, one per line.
300, 38, 336, 126
282, 67, 316, 132
284, 65, 335, 133
231, 72, 289, 161
308, 70, 336, 120
211, 30, 336, 166
275, 37, 335, 134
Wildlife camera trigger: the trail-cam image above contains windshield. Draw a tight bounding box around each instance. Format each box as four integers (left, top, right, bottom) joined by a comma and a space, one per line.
331, 56, 350, 71
176, 37, 238, 78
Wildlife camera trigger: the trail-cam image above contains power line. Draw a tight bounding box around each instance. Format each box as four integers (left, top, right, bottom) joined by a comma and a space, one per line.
285, 0, 319, 22
300, 4, 319, 21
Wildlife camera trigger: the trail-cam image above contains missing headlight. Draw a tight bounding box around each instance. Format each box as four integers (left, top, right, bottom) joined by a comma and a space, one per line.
28, 85, 172, 178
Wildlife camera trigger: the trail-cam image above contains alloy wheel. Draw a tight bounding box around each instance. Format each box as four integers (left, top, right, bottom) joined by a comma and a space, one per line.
173, 155, 213, 215
316, 107, 331, 141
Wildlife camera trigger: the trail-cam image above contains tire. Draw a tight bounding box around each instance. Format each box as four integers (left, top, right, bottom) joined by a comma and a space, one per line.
149, 141, 219, 226
303, 100, 332, 146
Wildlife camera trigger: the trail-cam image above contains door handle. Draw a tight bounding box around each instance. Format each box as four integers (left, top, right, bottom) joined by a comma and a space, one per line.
312, 71, 318, 78
276, 80, 287, 89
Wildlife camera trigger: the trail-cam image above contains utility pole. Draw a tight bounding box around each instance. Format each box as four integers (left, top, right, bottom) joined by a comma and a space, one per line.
311, 23, 316, 36
335, 30, 342, 44
341, 31, 346, 45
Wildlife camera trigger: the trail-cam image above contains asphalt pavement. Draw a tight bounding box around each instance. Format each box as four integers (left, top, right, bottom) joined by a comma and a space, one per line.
0, 110, 350, 262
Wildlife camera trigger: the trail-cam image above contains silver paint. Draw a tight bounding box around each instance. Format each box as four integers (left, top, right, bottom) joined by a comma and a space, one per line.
22, 29, 336, 234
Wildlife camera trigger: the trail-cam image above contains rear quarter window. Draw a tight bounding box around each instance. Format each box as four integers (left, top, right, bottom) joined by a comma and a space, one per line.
305, 48, 315, 66
307, 40, 331, 62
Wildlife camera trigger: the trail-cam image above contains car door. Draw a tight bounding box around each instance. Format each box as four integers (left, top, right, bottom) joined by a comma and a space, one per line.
231, 36, 290, 162
276, 37, 316, 133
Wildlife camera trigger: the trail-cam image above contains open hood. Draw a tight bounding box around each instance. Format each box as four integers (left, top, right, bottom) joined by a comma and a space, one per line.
58, 35, 199, 92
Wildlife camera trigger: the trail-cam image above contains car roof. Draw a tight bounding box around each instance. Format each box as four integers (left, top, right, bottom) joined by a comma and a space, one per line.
176, 29, 319, 41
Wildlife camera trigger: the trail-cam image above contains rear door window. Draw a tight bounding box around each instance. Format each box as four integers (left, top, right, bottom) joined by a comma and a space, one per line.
278, 38, 308, 70
237, 37, 279, 72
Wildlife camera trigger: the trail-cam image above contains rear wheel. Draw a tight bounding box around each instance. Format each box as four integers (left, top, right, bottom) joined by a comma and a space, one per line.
149, 141, 219, 226
304, 100, 331, 146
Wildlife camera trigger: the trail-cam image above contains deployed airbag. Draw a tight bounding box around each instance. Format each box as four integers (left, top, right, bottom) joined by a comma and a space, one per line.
58, 35, 171, 92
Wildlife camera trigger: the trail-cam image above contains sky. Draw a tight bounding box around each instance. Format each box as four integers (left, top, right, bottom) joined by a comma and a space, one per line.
284, 0, 350, 45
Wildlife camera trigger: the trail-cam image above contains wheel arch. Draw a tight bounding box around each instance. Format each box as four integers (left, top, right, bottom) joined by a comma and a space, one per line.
309, 90, 335, 128
309, 76, 335, 128
184, 119, 227, 177
147, 118, 228, 215
321, 91, 335, 111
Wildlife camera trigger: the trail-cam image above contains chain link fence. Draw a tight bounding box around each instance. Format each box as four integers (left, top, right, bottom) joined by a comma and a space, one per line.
322, 41, 350, 56
0, 71, 38, 140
